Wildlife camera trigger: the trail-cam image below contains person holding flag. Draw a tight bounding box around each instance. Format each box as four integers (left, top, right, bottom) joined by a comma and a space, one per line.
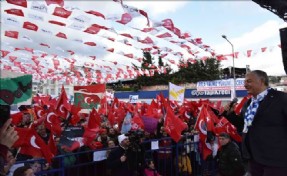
0, 119, 19, 176
223, 70, 287, 176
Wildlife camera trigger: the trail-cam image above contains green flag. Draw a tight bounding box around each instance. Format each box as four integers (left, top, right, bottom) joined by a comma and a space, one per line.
0, 70, 32, 105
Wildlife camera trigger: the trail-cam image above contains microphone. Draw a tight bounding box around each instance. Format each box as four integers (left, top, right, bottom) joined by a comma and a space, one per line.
229, 97, 238, 108
219, 98, 238, 117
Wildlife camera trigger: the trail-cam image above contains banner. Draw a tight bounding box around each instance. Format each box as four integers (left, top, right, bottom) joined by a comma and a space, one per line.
129, 95, 138, 103
0, 70, 32, 105
74, 84, 105, 109
169, 82, 185, 103
196, 78, 245, 91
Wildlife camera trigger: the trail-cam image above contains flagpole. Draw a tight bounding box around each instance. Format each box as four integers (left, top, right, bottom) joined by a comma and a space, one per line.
222, 35, 237, 100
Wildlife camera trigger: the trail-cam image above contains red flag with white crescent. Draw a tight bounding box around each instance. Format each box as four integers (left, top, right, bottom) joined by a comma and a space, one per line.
74, 84, 106, 109
13, 127, 54, 163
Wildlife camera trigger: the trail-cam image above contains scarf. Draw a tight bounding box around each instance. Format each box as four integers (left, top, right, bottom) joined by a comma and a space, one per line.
243, 88, 271, 133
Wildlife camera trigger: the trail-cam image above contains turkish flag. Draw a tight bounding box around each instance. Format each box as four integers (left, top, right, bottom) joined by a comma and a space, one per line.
10, 112, 23, 126
23, 22, 38, 31
34, 105, 46, 118
55, 86, 70, 119
84, 26, 101, 34
88, 108, 101, 129
69, 106, 81, 126
74, 84, 106, 108
13, 128, 54, 163
131, 113, 144, 130
173, 27, 181, 37
234, 95, 251, 115
139, 10, 150, 26
164, 106, 187, 142
45, 0, 64, 7
139, 37, 153, 44
156, 32, 172, 38
214, 117, 229, 135
49, 20, 66, 26
6, 0, 27, 7
201, 137, 213, 160
162, 19, 174, 31
56, 32, 67, 39
246, 50, 252, 57
84, 42, 96, 46
52, 7, 71, 18
8, 56, 17, 62
4, 8, 24, 16
116, 13, 132, 25
1, 50, 10, 57
45, 108, 62, 136
5, 31, 19, 39
226, 123, 242, 142
83, 127, 100, 142
48, 134, 57, 155
85, 10, 105, 19
141, 28, 154, 32
124, 53, 133, 58
107, 48, 114, 52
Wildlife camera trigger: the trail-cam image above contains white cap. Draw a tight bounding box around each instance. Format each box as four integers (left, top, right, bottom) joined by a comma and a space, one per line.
118, 134, 128, 144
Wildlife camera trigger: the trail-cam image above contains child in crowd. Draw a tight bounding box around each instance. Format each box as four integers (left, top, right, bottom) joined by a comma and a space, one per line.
144, 159, 161, 176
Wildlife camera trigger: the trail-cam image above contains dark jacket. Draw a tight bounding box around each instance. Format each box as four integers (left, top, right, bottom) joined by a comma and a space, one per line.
226, 89, 287, 167
217, 141, 245, 176
0, 144, 8, 176
107, 146, 133, 176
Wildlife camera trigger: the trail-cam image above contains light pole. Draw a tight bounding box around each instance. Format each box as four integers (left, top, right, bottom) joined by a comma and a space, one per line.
222, 35, 236, 99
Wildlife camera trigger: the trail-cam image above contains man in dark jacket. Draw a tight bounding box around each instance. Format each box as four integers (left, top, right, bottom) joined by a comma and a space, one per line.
107, 134, 133, 176
224, 70, 287, 176
217, 133, 245, 176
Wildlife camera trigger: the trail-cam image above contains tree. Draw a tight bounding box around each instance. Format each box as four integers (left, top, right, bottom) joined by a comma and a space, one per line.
158, 56, 163, 67
135, 50, 222, 87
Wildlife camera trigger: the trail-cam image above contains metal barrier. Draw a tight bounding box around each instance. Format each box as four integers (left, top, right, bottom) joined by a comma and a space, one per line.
12, 136, 217, 176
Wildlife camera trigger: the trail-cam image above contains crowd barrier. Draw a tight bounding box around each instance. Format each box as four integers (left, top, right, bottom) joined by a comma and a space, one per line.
14, 136, 218, 176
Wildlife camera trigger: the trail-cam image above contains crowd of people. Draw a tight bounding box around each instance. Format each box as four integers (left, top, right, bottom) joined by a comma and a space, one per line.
0, 70, 287, 176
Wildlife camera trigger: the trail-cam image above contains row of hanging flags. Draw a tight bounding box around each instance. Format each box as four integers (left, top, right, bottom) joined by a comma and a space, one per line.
1, 0, 280, 84
0, 0, 281, 85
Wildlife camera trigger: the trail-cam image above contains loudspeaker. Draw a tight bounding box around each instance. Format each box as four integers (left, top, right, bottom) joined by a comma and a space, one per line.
280, 27, 287, 74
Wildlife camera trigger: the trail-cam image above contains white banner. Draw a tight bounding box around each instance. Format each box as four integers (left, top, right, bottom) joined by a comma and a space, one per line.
129, 95, 138, 103
196, 78, 245, 91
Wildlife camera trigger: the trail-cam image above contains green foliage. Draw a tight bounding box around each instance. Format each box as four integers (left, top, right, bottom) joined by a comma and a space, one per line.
158, 56, 163, 67
142, 51, 153, 69
134, 52, 222, 87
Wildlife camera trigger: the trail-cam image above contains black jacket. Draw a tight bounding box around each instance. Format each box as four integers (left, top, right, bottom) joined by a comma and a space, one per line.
217, 141, 245, 176
107, 146, 133, 176
226, 89, 287, 167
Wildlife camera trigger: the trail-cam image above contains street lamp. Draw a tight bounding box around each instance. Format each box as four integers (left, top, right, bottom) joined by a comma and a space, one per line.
222, 35, 237, 99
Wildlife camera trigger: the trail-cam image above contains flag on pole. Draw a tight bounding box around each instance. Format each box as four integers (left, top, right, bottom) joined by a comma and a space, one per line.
121, 112, 132, 134
168, 82, 185, 103
0, 70, 32, 105
74, 84, 106, 109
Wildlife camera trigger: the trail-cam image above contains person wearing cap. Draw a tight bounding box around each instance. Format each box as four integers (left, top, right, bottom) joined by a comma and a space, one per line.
223, 70, 287, 176
216, 133, 245, 176
106, 134, 132, 176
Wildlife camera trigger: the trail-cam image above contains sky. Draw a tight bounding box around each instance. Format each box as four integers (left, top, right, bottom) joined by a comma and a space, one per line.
125, 1, 287, 75
1, 0, 287, 82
